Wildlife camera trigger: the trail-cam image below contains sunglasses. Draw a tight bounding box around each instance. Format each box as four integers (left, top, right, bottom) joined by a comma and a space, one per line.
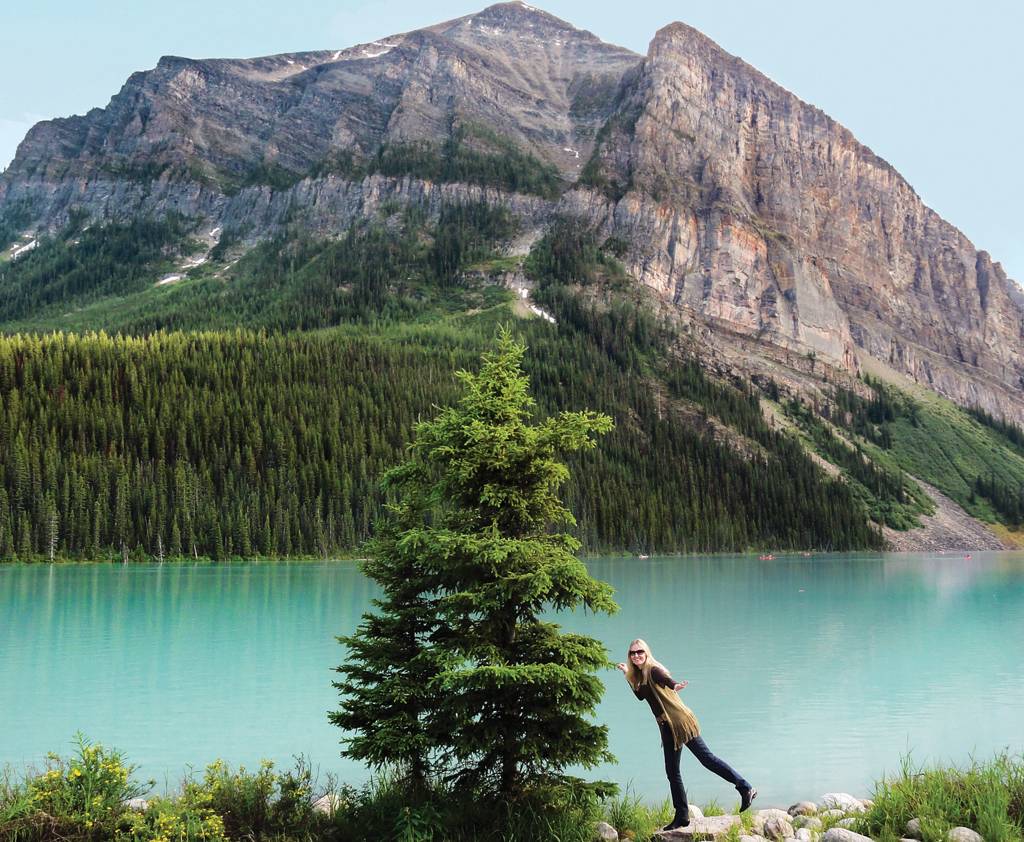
628, 650, 645, 657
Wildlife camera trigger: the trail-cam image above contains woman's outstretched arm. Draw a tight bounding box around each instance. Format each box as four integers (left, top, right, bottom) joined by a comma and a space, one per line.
653, 665, 689, 692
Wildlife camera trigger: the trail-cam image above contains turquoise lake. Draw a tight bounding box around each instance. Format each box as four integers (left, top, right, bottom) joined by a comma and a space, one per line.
2, 553, 1023, 808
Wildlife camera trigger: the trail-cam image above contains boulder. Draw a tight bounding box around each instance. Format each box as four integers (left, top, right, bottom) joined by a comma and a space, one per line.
124, 797, 148, 812
763, 815, 795, 841
836, 818, 859, 829
793, 816, 823, 831
689, 805, 705, 821
795, 829, 815, 842
740, 836, 769, 842
659, 814, 741, 839
789, 802, 819, 817
821, 829, 873, 842
595, 820, 619, 841
947, 828, 983, 842
753, 809, 794, 836
820, 794, 867, 814
905, 818, 923, 839
821, 809, 846, 821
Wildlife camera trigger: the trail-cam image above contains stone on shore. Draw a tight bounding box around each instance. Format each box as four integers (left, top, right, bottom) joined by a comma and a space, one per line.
793, 815, 823, 831
762, 814, 795, 841
752, 808, 793, 837
124, 797, 149, 812
822, 829, 873, 842
594, 820, 618, 841
789, 801, 819, 817
947, 828, 983, 842
658, 814, 741, 840
905, 818, 923, 839
820, 793, 868, 814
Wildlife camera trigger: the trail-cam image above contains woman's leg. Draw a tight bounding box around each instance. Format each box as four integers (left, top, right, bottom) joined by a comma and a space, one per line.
660, 723, 689, 820
685, 735, 751, 791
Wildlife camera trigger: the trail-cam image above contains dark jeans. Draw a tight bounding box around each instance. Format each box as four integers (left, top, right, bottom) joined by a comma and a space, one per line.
659, 722, 751, 813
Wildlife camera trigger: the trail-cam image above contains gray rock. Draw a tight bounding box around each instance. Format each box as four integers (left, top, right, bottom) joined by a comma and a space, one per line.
947, 828, 983, 842
836, 818, 859, 829
763, 815, 795, 841
820, 794, 867, 814
659, 814, 741, 839
821, 829, 873, 842
689, 805, 705, 821
821, 809, 846, 821
905, 818, 923, 839
793, 816, 823, 831
754, 809, 795, 835
740, 836, 768, 842
594, 820, 618, 841
124, 797, 148, 812
789, 802, 819, 817
795, 830, 815, 842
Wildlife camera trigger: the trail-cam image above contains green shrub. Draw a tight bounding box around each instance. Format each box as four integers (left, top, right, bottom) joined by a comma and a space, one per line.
183, 758, 318, 840
0, 734, 150, 841
114, 794, 228, 842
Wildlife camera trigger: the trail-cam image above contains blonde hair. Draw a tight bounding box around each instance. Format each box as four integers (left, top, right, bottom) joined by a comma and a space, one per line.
625, 638, 670, 690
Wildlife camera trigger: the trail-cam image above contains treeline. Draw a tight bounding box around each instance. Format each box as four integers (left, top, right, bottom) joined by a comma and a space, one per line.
0, 331, 465, 560
0, 317, 883, 560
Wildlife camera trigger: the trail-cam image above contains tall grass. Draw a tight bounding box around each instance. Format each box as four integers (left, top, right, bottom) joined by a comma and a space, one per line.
862, 752, 1024, 842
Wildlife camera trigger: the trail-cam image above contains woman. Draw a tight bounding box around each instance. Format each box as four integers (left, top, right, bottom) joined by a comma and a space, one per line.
617, 638, 756, 831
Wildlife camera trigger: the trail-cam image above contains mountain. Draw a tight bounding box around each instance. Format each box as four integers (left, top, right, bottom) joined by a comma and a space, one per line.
1, 2, 1024, 558
2, 2, 1021, 425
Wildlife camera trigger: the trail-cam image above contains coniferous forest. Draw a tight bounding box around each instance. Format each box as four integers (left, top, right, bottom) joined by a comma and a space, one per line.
0, 195, 926, 560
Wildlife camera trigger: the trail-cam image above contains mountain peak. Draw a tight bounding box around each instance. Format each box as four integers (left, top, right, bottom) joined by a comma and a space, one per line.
428, 2, 610, 46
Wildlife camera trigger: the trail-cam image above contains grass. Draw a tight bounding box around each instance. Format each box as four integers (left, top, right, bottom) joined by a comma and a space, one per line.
862, 752, 1024, 842
601, 788, 672, 839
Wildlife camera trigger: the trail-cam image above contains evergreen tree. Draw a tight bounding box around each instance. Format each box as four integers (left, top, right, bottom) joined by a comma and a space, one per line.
332, 330, 617, 803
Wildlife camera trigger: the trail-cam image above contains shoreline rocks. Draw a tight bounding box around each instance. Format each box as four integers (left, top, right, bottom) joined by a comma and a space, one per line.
595, 792, 986, 842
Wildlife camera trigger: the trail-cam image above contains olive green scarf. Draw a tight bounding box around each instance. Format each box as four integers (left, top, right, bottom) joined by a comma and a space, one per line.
651, 682, 700, 750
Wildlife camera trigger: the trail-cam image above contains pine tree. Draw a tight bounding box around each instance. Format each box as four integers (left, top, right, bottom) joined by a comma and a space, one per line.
331, 329, 617, 803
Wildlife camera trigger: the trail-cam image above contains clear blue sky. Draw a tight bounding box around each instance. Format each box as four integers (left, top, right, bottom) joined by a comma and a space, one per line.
2, 1, 1020, 282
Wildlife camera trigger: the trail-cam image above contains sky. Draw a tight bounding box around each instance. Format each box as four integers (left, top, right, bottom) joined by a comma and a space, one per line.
1, 0, 1021, 281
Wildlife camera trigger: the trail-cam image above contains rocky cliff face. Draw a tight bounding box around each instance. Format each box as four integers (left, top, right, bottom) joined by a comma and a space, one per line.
580, 22, 1024, 421
2, 2, 1021, 421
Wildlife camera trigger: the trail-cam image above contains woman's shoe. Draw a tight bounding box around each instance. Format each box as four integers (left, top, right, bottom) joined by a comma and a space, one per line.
738, 786, 758, 812
662, 809, 690, 831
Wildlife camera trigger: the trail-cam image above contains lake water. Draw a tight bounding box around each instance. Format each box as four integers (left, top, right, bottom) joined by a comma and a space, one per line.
2, 553, 1023, 809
